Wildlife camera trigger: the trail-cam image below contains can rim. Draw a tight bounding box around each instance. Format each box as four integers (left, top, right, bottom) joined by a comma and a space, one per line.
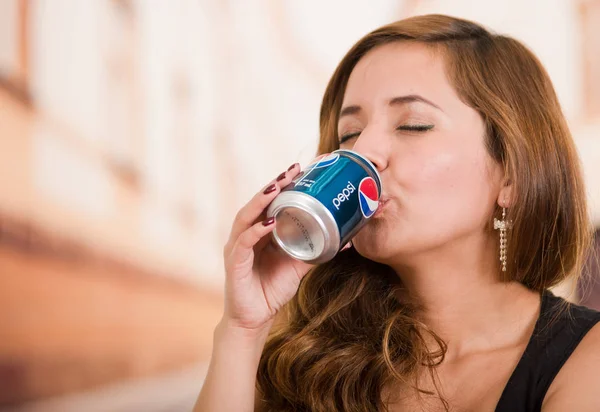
333, 149, 382, 193
266, 191, 341, 263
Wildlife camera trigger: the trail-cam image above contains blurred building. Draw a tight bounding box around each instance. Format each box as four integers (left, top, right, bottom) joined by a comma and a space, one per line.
0, 0, 225, 409
0, 0, 599, 411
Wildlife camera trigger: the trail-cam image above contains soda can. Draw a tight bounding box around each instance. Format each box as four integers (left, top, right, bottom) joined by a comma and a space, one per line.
266, 149, 382, 264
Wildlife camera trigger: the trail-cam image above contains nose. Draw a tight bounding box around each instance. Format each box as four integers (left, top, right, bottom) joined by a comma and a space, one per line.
349, 129, 389, 173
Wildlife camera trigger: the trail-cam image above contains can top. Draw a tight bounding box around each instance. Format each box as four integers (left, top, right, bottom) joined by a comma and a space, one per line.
333, 149, 382, 193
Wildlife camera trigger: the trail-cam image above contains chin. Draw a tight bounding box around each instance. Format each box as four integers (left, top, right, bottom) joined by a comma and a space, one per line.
352, 229, 397, 263
351, 221, 421, 264
353, 244, 389, 263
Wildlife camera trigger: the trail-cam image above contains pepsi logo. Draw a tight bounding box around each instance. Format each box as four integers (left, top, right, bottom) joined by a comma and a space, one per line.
358, 177, 379, 218
298, 153, 341, 187
309, 153, 339, 169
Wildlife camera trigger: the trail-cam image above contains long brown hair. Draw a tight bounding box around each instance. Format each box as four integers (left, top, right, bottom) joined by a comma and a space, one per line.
256, 14, 591, 411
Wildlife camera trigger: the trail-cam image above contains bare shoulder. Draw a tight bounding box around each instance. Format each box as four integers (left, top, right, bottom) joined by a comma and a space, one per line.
542, 321, 600, 411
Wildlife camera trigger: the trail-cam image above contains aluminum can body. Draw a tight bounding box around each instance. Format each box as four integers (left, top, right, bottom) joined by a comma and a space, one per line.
266, 149, 381, 263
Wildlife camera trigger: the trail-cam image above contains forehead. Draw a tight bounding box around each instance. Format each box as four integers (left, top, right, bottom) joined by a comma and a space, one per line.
343, 42, 456, 105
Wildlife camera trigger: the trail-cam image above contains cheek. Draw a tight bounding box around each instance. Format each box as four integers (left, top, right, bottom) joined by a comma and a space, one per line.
401, 147, 462, 194
400, 144, 495, 225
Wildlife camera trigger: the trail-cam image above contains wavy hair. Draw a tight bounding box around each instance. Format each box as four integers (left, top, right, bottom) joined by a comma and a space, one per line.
256, 14, 591, 411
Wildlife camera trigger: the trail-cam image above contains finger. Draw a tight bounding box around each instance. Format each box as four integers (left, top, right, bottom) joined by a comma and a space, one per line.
227, 163, 301, 247
227, 216, 277, 273
254, 223, 293, 256
259, 246, 314, 288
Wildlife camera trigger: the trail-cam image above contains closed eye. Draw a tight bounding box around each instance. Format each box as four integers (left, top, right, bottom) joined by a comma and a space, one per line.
339, 132, 361, 145
338, 124, 434, 144
397, 124, 434, 133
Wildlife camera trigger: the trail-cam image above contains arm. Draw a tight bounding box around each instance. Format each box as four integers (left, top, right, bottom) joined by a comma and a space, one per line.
195, 163, 311, 411
542, 322, 600, 411
194, 318, 273, 412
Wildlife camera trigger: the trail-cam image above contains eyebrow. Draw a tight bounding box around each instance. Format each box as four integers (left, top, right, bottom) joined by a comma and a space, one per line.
339, 94, 443, 118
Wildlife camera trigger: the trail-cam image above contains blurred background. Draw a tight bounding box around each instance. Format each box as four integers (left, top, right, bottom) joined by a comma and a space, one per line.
0, 0, 599, 411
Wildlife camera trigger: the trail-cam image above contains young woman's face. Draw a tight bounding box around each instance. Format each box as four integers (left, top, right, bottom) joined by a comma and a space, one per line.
338, 42, 505, 263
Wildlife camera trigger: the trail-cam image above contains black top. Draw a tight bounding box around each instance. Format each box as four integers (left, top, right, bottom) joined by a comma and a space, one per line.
495, 290, 600, 411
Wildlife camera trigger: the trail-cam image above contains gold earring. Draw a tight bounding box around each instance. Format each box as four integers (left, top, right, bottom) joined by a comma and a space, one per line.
493, 207, 512, 272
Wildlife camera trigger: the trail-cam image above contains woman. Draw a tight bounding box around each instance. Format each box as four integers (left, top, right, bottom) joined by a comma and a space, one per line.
196, 14, 600, 411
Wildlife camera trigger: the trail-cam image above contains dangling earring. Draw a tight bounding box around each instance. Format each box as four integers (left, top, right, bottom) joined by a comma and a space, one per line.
493, 207, 512, 272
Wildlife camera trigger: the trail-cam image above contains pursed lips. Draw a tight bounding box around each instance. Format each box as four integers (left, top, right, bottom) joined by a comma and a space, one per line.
374, 196, 390, 216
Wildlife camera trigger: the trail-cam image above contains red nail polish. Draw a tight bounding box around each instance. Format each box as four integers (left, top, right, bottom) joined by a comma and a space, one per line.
263, 184, 277, 195
287, 163, 299, 171
276, 172, 286, 181
262, 217, 275, 226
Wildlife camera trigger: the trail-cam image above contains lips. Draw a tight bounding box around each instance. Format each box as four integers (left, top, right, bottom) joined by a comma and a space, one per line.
373, 196, 389, 217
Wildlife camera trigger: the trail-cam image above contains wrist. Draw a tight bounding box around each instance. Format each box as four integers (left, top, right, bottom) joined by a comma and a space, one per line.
215, 317, 274, 344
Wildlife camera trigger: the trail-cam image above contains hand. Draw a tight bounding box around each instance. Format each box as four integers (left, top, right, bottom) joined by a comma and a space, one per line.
222, 163, 314, 333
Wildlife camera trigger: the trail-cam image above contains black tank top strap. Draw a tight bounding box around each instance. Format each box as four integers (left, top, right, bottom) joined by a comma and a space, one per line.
495, 290, 600, 411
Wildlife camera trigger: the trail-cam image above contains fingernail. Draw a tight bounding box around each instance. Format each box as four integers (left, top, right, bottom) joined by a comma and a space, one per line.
262, 217, 275, 226
263, 184, 277, 195
276, 172, 286, 181
287, 163, 299, 171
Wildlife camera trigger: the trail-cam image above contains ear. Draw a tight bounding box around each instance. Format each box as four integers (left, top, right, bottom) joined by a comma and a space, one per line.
497, 178, 514, 208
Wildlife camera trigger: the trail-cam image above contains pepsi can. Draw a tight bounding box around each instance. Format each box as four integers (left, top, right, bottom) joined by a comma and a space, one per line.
266, 149, 381, 264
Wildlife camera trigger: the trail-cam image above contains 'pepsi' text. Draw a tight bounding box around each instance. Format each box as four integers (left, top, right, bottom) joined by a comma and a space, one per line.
332, 181, 356, 210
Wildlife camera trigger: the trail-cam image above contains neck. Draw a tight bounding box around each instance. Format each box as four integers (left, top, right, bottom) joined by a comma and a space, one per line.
388, 234, 540, 361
